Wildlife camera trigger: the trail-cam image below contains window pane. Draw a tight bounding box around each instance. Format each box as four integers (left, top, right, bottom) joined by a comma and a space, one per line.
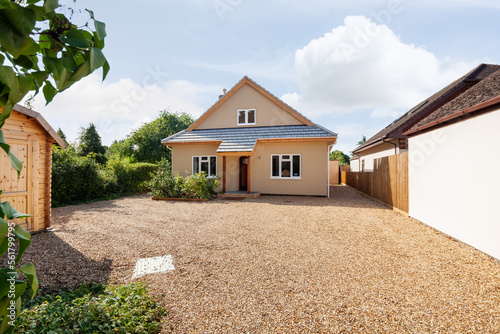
193, 157, 199, 174
281, 161, 291, 177
201, 161, 209, 174
210, 157, 217, 176
201, 156, 208, 161
282, 155, 290, 160
293, 155, 300, 177
272, 155, 280, 177
247, 109, 255, 123
238, 110, 246, 124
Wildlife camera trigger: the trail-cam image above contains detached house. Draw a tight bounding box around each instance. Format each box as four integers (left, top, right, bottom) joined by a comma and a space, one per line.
162, 76, 337, 197
351, 63, 500, 171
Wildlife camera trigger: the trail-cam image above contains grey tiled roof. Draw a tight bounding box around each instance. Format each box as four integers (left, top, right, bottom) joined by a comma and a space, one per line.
162, 125, 337, 153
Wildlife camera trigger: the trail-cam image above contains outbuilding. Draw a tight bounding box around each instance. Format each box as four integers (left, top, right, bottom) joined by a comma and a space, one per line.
0, 104, 65, 232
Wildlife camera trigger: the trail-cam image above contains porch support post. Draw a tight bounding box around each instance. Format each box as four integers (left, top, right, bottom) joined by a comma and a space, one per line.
223, 156, 226, 193
247, 156, 251, 194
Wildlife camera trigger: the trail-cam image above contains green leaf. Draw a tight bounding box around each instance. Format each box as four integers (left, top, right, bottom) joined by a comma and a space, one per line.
4, 1, 36, 37
68, 58, 90, 83
0, 218, 9, 240
102, 59, 110, 81
61, 29, 92, 49
0, 129, 23, 176
89, 47, 106, 73
94, 20, 106, 41
42, 80, 56, 104
44, 0, 59, 12
0, 269, 16, 300
0, 202, 30, 221
18, 263, 38, 299
12, 225, 31, 265
0, 10, 39, 58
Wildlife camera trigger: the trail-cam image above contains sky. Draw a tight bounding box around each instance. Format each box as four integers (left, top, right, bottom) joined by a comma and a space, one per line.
29, 0, 500, 154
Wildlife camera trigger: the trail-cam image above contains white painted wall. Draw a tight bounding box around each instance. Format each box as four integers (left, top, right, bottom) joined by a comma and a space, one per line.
350, 158, 360, 172
409, 109, 500, 260
357, 141, 398, 172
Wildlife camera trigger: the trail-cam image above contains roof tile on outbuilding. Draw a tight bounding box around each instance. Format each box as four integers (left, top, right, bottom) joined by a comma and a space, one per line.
352, 63, 500, 153
407, 68, 500, 132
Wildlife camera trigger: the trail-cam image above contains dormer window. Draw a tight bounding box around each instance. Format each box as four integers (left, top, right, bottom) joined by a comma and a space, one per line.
237, 109, 256, 125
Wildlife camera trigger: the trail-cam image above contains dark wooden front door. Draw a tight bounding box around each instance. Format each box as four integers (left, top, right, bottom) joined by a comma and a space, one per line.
239, 156, 248, 191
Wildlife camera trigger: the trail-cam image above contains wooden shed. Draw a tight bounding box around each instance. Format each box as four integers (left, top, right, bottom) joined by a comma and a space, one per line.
0, 104, 65, 233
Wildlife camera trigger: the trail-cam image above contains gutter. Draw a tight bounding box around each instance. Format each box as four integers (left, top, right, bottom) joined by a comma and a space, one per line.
403, 94, 500, 136
382, 137, 397, 155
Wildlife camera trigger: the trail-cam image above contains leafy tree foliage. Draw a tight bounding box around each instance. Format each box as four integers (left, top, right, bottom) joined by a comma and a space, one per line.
78, 123, 106, 164
329, 150, 351, 165
108, 110, 194, 163
0, 0, 108, 331
357, 135, 367, 146
56, 127, 68, 146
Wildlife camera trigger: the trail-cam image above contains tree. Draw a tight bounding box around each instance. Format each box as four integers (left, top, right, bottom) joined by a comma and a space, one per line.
108, 110, 194, 163
329, 150, 350, 165
78, 123, 106, 164
0, 1, 108, 331
357, 135, 367, 146
56, 127, 68, 146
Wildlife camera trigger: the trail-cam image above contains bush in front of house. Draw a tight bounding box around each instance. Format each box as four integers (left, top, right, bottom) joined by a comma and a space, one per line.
147, 159, 219, 199
52, 146, 158, 206
17, 282, 165, 333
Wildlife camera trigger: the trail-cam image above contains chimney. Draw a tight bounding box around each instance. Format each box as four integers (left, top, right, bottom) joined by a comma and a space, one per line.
218, 88, 227, 100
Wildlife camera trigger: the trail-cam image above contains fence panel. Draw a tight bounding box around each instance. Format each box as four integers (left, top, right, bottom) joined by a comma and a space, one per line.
345, 152, 408, 213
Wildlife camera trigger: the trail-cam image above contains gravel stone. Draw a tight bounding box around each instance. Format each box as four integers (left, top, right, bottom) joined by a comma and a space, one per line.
22, 186, 500, 333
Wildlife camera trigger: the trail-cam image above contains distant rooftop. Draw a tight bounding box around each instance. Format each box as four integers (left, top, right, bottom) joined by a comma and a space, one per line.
353, 63, 500, 153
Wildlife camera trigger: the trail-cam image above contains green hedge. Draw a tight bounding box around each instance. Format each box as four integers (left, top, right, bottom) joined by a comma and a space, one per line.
52, 146, 157, 207
17, 283, 165, 333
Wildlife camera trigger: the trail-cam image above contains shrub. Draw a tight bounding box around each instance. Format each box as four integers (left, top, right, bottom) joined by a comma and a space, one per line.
17, 283, 166, 333
52, 146, 158, 206
147, 159, 219, 199
52, 146, 105, 206
108, 159, 158, 194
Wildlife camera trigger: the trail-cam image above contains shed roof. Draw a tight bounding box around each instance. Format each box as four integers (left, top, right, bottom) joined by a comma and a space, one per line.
162, 125, 337, 154
405, 68, 500, 136
12, 104, 67, 148
352, 63, 500, 154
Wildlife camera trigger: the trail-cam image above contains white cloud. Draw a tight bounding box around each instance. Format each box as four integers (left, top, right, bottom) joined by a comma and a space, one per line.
32, 74, 220, 145
285, 15, 475, 118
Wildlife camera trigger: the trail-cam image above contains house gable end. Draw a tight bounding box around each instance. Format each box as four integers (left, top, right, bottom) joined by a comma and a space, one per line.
188, 76, 313, 131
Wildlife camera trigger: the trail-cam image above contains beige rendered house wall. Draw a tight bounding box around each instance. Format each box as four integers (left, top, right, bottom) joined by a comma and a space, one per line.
195, 84, 304, 130
170, 141, 330, 196
171, 143, 221, 177
250, 141, 329, 196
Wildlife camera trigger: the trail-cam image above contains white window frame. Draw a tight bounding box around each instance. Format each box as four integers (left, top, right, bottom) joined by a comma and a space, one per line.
270, 154, 301, 179
192, 156, 217, 177
237, 108, 256, 126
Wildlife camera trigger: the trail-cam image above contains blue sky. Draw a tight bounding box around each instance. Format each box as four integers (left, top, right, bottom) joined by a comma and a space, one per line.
32, 0, 500, 153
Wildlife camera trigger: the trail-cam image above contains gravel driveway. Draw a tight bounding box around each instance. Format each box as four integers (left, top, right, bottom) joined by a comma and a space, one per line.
24, 186, 500, 333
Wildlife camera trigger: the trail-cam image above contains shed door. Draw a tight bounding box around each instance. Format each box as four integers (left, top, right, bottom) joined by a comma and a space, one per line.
0, 139, 36, 231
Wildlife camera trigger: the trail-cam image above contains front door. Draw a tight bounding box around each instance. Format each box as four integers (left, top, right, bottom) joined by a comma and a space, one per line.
239, 156, 248, 191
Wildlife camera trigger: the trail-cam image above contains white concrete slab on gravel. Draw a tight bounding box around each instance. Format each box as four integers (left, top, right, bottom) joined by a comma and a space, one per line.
133, 255, 175, 278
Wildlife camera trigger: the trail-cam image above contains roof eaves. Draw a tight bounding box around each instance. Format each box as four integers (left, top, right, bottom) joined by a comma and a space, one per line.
13, 104, 67, 148
404, 94, 500, 136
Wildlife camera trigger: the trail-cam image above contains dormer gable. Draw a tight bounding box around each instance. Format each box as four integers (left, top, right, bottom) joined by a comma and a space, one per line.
187, 76, 313, 131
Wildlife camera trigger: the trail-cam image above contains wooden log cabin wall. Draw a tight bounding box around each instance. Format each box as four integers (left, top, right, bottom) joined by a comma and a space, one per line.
0, 104, 65, 233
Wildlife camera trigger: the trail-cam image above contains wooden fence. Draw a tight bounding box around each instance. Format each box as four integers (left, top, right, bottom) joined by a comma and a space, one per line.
342, 152, 409, 213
